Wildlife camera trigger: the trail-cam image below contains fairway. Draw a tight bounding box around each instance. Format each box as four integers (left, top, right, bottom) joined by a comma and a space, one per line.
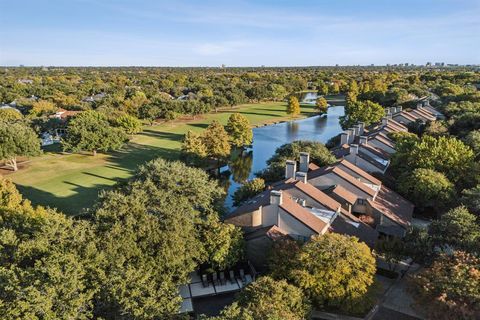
6, 101, 317, 215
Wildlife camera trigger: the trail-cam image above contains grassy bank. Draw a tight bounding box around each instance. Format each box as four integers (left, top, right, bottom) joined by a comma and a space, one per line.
6, 101, 318, 215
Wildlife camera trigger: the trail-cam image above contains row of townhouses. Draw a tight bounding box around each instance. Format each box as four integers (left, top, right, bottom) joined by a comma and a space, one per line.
226, 101, 443, 270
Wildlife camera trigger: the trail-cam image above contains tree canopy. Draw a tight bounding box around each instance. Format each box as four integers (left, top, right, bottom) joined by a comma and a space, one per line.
209, 277, 310, 320
62, 111, 127, 155
0, 120, 41, 171
340, 100, 384, 129
287, 96, 300, 117
203, 120, 231, 160
290, 234, 376, 312
225, 113, 253, 148
398, 168, 455, 214
412, 251, 480, 320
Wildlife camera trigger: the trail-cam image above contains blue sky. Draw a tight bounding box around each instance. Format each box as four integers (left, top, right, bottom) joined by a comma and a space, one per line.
1, 0, 479, 66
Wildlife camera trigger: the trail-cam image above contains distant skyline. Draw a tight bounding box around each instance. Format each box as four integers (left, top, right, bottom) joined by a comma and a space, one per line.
1, 0, 479, 67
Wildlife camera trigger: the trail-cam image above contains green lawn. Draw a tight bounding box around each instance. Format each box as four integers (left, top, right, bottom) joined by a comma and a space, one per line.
7, 101, 317, 215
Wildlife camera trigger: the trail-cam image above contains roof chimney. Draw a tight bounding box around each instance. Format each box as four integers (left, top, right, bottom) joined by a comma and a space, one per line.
345, 129, 354, 143
390, 106, 396, 115
350, 144, 359, 155
358, 122, 365, 135
299, 152, 310, 173
397, 106, 403, 113
359, 136, 368, 145
351, 127, 359, 137
353, 124, 361, 136
285, 160, 296, 179
381, 117, 388, 126
270, 190, 283, 206
340, 132, 349, 145
295, 171, 307, 184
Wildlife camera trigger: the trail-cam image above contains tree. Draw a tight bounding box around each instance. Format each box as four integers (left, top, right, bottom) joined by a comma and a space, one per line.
232, 178, 265, 206
340, 100, 384, 129
0, 108, 22, 121
111, 113, 143, 134
268, 238, 301, 280
286, 96, 300, 117
181, 130, 207, 166
375, 237, 405, 271
315, 96, 328, 114
398, 168, 455, 214
429, 206, 480, 252
202, 120, 231, 160
0, 121, 41, 171
390, 135, 475, 184
91, 159, 229, 318
211, 277, 310, 320
29, 100, 57, 116
0, 184, 102, 319
134, 158, 225, 212
268, 84, 287, 101
199, 214, 244, 270
290, 234, 376, 311
424, 120, 449, 137
317, 81, 329, 95
402, 227, 434, 264
411, 251, 480, 320
461, 185, 480, 216
258, 140, 336, 182
225, 113, 253, 148
0, 178, 25, 209
62, 111, 127, 156
92, 185, 201, 318
464, 130, 480, 159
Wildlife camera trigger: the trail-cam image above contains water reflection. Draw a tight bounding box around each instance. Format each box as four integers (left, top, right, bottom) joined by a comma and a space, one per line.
229, 149, 253, 183
223, 105, 345, 210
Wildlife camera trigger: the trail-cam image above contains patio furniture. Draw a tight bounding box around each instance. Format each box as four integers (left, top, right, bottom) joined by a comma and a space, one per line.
201, 274, 209, 288
229, 270, 236, 284
239, 269, 246, 284
219, 271, 226, 285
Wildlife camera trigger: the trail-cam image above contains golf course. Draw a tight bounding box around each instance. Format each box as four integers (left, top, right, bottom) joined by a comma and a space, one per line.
6, 101, 320, 215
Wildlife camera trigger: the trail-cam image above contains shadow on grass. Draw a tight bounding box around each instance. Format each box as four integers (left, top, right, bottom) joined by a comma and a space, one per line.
186, 123, 209, 129
16, 143, 183, 216
139, 130, 186, 141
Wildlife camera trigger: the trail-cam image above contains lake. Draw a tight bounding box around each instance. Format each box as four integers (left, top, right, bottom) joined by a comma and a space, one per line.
223, 105, 345, 209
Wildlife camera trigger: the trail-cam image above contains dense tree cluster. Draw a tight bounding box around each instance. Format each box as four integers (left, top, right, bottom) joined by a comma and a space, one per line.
0, 159, 244, 318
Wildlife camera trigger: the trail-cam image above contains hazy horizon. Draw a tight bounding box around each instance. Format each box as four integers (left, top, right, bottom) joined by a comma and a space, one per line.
1, 0, 479, 67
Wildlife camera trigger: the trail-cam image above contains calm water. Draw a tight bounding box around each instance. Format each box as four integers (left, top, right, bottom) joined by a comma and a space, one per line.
223, 105, 345, 209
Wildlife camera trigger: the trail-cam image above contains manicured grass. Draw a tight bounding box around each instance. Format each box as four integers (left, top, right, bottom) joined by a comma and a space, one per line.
7, 101, 317, 215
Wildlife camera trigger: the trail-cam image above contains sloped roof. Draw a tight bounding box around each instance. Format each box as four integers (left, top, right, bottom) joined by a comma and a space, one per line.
279, 195, 329, 234
372, 134, 396, 149
337, 159, 382, 185
309, 166, 377, 197
244, 225, 289, 241
394, 111, 417, 122
330, 185, 358, 205
330, 214, 378, 248
367, 186, 413, 229
388, 119, 408, 131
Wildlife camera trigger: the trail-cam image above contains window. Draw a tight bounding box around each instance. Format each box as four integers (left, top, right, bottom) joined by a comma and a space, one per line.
357, 198, 366, 205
